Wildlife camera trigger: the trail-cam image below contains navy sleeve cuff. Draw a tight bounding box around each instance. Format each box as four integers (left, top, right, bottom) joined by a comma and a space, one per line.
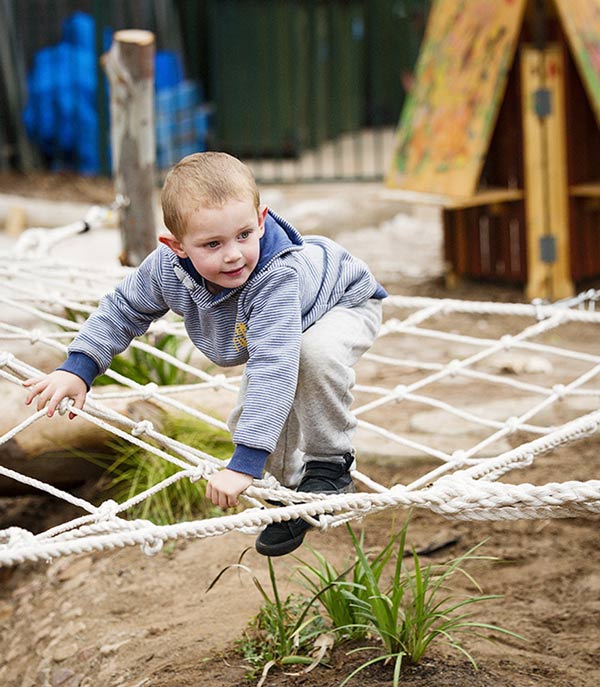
227, 444, 270, 479
373, 283, 388, 299
57, 352, 100, 391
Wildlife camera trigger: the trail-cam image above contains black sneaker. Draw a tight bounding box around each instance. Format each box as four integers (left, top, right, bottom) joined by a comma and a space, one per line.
255, 453, 355, 557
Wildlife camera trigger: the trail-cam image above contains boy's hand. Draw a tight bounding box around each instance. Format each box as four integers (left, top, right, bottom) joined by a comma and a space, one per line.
23, 370, 87, 420
206, 469, 253, 509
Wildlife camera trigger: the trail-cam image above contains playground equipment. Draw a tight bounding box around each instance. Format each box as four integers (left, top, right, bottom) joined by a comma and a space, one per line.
387, 0, 600, 301
1, 218, 600, 567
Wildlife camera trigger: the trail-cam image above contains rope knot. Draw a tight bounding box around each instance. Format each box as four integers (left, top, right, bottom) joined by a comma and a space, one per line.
552, 384, 566, 400
96, 499, 119, 521
393, 384, 408, 401
57, 398, 74, 416
448, 359, 461, 376
141, 537, 164, 556
505, 416, 520, 434
451, 449, 467, 465
501, 334, 513, 350
142, 382, 158, 399
0, 526, 36, 548
532, 298, 546, 321
29, 329, 43, 344
189, 465, 207, 483
132, 420, 154, 437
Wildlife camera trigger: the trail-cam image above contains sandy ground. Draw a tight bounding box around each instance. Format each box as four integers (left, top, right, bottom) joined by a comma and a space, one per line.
0, 172, 599, 687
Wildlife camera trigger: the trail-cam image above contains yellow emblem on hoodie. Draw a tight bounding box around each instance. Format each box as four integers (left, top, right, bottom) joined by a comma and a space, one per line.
233, 322, 247, 351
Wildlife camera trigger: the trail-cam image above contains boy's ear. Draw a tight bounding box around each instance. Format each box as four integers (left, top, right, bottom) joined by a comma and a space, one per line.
257, 205, 268, 236
158, 232, 187, 258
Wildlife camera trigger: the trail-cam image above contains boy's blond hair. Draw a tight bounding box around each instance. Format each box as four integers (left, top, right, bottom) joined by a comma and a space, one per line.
161, 152, 260, 239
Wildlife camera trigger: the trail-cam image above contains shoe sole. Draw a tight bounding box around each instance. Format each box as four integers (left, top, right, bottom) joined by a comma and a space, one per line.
255, 483, 356, 557
255, 529, 309, 557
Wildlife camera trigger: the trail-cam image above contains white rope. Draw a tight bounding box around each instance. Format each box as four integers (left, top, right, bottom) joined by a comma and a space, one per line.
1, 224, 600, 565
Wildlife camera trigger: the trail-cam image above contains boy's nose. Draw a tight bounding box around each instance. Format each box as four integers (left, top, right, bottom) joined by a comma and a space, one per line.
223, 244, 242, 262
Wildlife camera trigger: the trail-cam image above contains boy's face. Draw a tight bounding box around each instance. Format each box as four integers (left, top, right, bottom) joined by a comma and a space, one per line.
161, 199, 267, 294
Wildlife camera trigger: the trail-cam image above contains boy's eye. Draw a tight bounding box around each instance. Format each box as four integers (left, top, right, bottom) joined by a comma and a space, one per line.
239, 230, 251, 240
205, 241, 220, 249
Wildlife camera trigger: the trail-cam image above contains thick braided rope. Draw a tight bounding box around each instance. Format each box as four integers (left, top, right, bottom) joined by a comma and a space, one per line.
2, 476, 599, 566
1, 235, 600, 565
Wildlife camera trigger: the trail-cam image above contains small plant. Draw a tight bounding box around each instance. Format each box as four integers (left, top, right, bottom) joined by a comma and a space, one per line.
210, 553, 329, 685
294, 525, 406, 640
87, 414, 234, 524
334, 521, 524, 686
225, 515, 521, 686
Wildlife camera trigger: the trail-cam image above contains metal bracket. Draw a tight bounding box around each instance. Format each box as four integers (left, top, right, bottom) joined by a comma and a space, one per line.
534, 88, 552, 118
540, 235, 556, 264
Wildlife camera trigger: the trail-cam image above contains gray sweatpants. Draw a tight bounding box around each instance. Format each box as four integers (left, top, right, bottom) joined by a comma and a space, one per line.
227, 298, 383, 488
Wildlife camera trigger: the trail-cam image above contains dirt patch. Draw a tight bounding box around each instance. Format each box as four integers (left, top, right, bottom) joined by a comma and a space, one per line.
0, 174, 599, 687
0, 171, 116, 205
2, 473, 599, 687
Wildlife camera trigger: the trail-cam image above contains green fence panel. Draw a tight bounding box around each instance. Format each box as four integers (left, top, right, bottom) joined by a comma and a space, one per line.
208, 0, 312, 157
328, 1, 365, 138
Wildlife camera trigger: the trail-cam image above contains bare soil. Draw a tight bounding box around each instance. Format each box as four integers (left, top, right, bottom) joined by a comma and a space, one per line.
0, 172, 599, 687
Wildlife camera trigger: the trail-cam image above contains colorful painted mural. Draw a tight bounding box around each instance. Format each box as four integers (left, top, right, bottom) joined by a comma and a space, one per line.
386, 0, 526, 196
555, 0, 600, 126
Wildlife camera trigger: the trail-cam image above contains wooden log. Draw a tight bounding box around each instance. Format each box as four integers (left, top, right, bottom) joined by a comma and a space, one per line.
0, 379, 240, 497
4, 206, 27, 237
102, 30, 157, 267
0, 385, 165, 497
0, 194, 94, 230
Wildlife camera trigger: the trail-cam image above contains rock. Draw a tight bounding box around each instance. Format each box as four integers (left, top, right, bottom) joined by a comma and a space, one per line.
57, 557, 93, 582
99, 638, 130, 656
51, 667, 78, 686
61, 574, 88, 593
63, 607, 83, 619
53, 642, 79, 662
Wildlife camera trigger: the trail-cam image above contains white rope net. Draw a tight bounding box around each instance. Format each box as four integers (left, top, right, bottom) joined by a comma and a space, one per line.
1, 214, 600, 567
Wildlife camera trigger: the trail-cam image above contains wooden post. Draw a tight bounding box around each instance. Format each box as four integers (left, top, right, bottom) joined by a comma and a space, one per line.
102, 30, 157, 267
521, 44, 574, 300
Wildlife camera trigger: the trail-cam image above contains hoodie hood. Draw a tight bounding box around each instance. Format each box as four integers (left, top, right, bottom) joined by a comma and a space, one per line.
255, 209, 304, 271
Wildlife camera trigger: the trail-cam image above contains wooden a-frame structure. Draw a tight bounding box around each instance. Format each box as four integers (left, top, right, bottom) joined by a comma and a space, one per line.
386, 0, 600, 300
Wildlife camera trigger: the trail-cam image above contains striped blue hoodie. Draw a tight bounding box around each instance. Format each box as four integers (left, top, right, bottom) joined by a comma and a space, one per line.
60, 210, 386, 477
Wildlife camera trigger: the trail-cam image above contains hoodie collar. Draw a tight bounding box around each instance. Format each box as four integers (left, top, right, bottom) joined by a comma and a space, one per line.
255, 209, 304, 271
176, 208, 304, 302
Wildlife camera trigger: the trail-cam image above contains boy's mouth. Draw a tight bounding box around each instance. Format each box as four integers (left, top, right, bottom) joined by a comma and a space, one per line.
222, 266, 245, 277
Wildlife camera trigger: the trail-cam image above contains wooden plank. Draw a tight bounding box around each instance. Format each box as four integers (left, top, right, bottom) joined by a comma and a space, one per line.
386, 0, 527, 197
521, 44, 574, 300
445, 189, 524, 209
554, 0, 600, 127
380, 187, 524, 209
570, 182, 600, 197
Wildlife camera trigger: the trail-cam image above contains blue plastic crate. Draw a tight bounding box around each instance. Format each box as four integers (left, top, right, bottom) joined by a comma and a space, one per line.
157, 140, 204, 170
155, 80, 203, 116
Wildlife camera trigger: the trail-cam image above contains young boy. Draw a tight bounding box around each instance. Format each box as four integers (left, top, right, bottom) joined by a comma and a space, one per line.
24, 152, 386, 556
